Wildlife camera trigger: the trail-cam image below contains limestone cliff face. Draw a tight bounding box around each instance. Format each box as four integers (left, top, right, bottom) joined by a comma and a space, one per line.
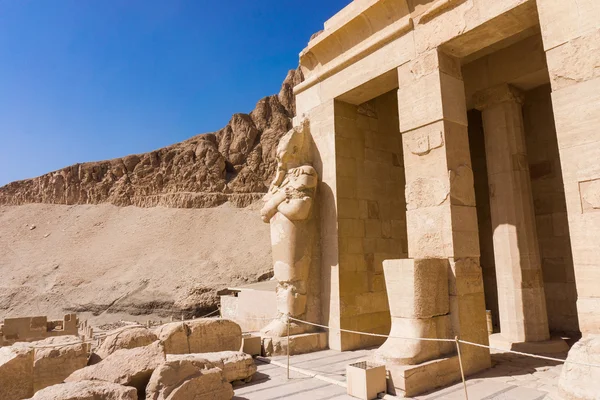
0, 69, 303, 208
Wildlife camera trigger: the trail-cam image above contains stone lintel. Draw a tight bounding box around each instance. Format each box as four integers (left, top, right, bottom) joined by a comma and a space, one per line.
472, 84, 525, 111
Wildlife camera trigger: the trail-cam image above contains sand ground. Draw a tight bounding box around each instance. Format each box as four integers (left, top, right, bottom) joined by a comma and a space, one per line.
0, 202, 272, 325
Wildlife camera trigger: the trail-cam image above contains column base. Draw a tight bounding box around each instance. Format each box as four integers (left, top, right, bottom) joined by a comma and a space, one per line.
261, 332, 327, 357
489, 333, 569, 354
384, 356, 462, 397
559, 334, 600, 400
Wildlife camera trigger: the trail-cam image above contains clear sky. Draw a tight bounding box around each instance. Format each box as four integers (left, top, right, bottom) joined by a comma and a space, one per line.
0, 0, 350, 186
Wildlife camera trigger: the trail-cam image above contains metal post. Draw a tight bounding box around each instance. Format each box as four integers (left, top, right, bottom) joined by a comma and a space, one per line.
455, 336, 469, 400
287, 316, 291, 380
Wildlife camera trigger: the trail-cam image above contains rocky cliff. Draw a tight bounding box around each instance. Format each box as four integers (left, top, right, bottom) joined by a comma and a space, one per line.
0, 69, 303, 208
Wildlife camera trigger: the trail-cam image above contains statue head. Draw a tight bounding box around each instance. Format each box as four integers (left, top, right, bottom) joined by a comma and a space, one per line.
276, 119, 310, 170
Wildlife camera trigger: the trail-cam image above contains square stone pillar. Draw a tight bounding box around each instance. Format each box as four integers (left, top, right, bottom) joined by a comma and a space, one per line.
537, 0, 600, 397
473, 85, 552, 346
397, 49, 490, 375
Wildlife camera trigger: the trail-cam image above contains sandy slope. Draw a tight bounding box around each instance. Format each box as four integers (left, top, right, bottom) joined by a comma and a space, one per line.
0, 203, 272, 324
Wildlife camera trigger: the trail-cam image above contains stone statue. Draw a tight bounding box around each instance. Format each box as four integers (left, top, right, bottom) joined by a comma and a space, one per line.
260, 120, 318, 337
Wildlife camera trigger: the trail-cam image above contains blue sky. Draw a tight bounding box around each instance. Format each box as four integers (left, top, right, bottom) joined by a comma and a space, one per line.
0, 0, 349, 186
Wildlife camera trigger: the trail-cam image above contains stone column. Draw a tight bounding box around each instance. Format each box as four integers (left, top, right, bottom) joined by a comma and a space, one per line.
388, 49, 490, 375
537, 0, 600, 397
473, 85, 556, 349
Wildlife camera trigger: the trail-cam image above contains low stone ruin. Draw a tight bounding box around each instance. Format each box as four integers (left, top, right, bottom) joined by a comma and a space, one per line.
0, 317, 254, 400
0, 314, 78, 346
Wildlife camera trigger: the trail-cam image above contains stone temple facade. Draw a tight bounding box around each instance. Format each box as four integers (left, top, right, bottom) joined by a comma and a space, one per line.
257, 0, 600, 398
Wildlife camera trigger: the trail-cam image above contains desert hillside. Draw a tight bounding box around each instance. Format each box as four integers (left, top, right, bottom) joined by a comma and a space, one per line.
0, 203, 271, 324
0, 69, 303, 322
0, 69, 302, 209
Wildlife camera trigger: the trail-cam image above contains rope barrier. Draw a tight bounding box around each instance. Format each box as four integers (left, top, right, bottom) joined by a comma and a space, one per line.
456, 339, 600, 368
288, 317, 455, 342
284, 316, 600, 369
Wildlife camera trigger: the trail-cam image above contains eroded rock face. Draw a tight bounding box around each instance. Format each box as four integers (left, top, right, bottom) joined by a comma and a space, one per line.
0, 344, 34, 400
94, 327, 158, 362
66, 341, 165, 396
0, 68, 303, 209
155, 319, 242, 355
146, 359, 233, 400
26, 380, 137, 400
167, 351, 256, 383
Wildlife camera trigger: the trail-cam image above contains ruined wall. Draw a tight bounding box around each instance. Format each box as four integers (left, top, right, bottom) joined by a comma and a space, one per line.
334, 91, 407, 350
523, 85, 579, 334
1, 314, 78, 346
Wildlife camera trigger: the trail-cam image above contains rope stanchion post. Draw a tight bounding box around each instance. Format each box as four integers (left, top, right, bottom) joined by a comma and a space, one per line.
287, 316, 291, 380
455, 336, 469, 400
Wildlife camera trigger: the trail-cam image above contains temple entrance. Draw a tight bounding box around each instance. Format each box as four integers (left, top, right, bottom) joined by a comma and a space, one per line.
461, 31, 580, 339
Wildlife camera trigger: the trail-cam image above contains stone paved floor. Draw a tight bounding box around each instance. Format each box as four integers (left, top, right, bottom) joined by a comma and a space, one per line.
232, 349, 566, 399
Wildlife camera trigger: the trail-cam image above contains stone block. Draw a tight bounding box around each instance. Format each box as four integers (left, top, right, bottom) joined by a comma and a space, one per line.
0, 344, 34, 400
537, 0, 600, 50
32, 336, 90, 393
577, 297, 600, 334
552, 77, 600, 151
25, 380, 137, 400
241, 334, 262, 356
398, 70, 445, 133
95, 327, 157, 361
167, 351, 256, 383
572, 265, 600, 298
488, 333, 569, 354
406, 205, 452, 258
382, 259, 449, 318
386, 356, 461, 398
546, 29, 600, 91
448, 257, 485, 296
146, 358, 233, 400
66, 341, 165, 395
261, 331, 327, 356
155, 318, 242, 355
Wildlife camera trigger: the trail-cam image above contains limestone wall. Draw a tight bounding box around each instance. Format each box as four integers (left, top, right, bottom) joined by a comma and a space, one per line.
522, 85, 578, 334
333, 91, 407, 350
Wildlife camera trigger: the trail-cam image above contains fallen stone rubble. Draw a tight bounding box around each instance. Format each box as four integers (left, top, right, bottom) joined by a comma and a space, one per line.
0, 318, 253, 400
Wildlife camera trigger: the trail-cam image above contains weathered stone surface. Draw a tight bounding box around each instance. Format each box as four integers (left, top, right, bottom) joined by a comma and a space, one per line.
262, 331, 328, 356
0, 68, 303, 209
145, 359, 233, 400
559, 335, 600, 400
155, 319, 242, 355
167, 351, 256, 383
0, 343, 34, 400
32, 335, 90, 392
25, 380, 137, 400
95, 327, 158, 361
66, 341, 165, 395
381, 259, 449, 319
